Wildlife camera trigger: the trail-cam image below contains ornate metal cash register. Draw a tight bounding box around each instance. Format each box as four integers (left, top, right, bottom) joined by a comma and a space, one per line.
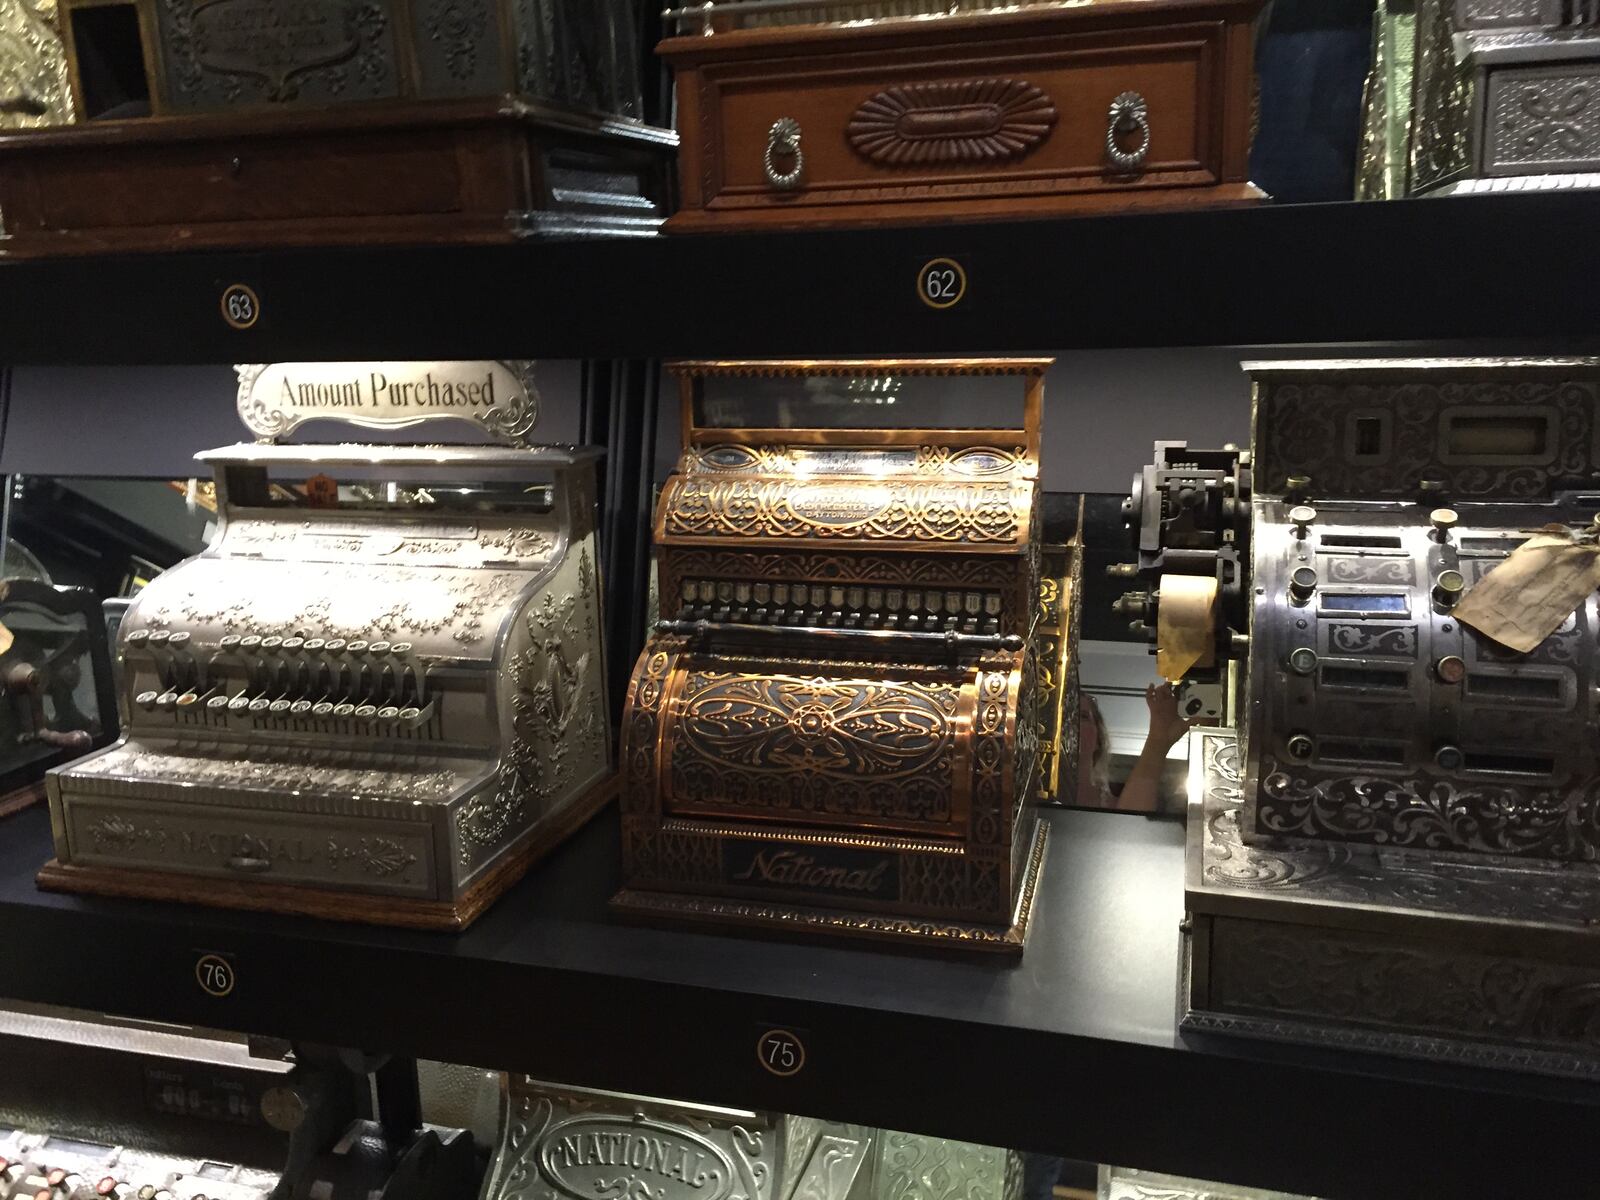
482, 1078, 1020, 1200
1118, 357, 1600, 1073
0, 0, 675, 253
613, 360, 1055, 953
1374, 0, 1600, 197
658, 0, 1265, 231
41, 360, 613, 929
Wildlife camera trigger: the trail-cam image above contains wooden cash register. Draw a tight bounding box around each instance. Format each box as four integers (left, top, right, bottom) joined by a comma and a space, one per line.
659, 0, 1266, 232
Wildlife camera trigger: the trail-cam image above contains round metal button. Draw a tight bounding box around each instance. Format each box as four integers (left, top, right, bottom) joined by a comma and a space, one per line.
1286, 733, 1315, 761
1436, 654, 1466, 684
1288, 647, 1318, 675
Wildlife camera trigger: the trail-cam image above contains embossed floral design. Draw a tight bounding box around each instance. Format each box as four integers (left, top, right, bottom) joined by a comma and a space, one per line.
663, 479, 1020, 544
427, 0, 489, 81
327, 836, 418, 877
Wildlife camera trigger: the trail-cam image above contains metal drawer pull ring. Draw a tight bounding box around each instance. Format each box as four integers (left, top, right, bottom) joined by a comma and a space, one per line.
764, 117, 805, 190
1106, 91, 1150, 172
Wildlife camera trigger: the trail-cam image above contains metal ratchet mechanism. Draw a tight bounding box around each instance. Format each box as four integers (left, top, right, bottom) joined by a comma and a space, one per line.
1113, 440, 1251, 720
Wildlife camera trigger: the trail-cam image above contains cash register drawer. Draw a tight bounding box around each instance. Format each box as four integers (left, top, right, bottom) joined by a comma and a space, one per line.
656, 654, 1026, 839
58, 797, 439, 898
664, 0, 1263, 230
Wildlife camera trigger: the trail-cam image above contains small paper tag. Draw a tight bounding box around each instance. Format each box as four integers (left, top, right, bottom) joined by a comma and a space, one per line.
0, 618, 13, 658
1455, 525, 1600, 653
303, 474, 338, 508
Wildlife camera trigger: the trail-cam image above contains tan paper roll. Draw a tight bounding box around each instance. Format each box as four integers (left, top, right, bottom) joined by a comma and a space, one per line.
1157, 574, 1219, 682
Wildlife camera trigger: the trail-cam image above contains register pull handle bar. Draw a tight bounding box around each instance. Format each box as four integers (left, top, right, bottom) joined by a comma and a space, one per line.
654, 618, 1023, 656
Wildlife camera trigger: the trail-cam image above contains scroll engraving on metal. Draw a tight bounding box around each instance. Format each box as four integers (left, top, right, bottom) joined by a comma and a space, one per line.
669, 670, 960, 828
425, 0, 492, 81
0, 0, 72, 129
764, 116, 805, 189
846, 79, 1058, 166
1143, 360, 1600, 1073
615, 359, 1060, 950
660, 478, 1023, 544
1105, 91, 1150, 172
484, 1079, 892, 1200
236, 361, 540, 444
48, 360, 611, 919
156, 0, 400, 109
1487, 67, 1600, 169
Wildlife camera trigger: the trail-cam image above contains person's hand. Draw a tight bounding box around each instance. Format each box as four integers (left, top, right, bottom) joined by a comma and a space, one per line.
1145, 681, 1199, 750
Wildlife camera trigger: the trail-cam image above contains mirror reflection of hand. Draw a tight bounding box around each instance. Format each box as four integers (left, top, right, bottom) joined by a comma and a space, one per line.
1145, 681, 1199, 749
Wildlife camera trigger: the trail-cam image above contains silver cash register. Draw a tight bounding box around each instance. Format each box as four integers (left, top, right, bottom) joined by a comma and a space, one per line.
41, 361, 614, 929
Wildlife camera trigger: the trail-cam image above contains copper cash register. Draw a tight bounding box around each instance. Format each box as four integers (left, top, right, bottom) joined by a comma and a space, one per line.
613, 360, 1070, 952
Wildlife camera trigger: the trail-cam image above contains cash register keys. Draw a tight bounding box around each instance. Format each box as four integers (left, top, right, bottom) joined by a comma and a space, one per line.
613, 360, 1060, 953
40, 361, 615, 929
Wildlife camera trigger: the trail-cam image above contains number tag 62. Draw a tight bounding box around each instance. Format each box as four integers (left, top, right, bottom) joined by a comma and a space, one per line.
918, 258, 967, 310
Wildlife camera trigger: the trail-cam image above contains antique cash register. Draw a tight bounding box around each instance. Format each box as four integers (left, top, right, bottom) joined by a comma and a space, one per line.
0, 0, 675, 253
1397, 0, 1600, 196
659, 0, 1265, 231
613, 360, 1055, 952
1117, 357, 1600, 1072
482, 1077, 1020, 1200
41, 361, 613, 929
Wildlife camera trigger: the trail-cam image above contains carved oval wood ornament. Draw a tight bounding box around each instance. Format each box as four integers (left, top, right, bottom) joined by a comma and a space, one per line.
847, 79, 1058, 166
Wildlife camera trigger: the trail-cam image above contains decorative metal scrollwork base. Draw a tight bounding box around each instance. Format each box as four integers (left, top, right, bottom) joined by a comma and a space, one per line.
764, 116, 805, 190
1106, 91, 1150, 173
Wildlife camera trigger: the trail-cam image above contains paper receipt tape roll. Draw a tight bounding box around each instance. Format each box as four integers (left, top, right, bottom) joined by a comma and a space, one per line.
1156, 574, 1219, 681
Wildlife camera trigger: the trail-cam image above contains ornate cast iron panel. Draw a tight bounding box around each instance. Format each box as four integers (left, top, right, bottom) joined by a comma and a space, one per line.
68, 0, 644, 119
44, 361, 613, 928
615, 360, 1064, 952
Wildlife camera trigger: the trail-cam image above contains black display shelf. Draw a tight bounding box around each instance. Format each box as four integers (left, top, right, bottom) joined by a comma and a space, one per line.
2, 190, 1599, 364
1, 800, 1595, 1199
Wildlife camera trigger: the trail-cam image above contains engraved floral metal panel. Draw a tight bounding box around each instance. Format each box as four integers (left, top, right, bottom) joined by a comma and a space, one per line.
1485, 65, 1600, 172
668, 669, 961, 828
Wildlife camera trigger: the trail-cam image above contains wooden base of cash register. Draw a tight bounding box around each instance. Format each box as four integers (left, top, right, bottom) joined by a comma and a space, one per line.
0, 99, 676, 256
37, 772, 618, 931
613, 818, 1048, 956
0, 781, 45, 821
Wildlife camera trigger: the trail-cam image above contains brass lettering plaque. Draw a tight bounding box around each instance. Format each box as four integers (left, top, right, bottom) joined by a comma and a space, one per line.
236, 360, 539, 444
